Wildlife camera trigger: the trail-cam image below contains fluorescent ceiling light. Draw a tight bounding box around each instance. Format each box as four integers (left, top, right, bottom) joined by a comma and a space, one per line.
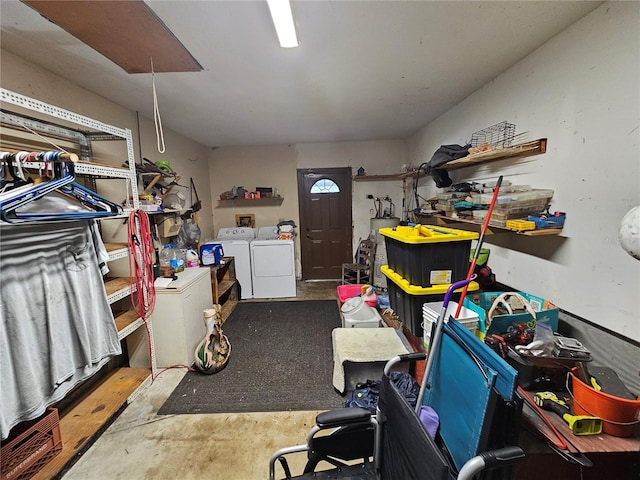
267, 0, 299, 48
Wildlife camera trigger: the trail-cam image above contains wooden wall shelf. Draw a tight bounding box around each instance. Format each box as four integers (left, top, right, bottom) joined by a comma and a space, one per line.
441, 139, 547, 171
353, 138, 546, 181
218, 197, 283, 205
434, 214, 563, 236
353, 171, 425, 181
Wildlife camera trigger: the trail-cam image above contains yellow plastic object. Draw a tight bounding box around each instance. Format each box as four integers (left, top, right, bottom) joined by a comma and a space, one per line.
533, 391, 603, 435
379, 225, 479, 244
380, 265, 479, 295
505, 220, 536, 231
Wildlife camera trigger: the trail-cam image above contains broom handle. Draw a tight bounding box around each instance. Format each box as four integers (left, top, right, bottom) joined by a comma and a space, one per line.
454, 175, 503, 318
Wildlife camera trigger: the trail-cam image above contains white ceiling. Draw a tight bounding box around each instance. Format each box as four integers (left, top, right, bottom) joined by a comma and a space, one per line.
1, 1, 601, 148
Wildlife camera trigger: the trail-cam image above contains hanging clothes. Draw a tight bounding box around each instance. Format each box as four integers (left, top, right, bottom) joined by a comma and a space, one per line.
0, 220, 121, 440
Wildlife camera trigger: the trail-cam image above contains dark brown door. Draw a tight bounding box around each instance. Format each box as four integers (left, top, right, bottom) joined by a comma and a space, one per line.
298, 168, 352, 280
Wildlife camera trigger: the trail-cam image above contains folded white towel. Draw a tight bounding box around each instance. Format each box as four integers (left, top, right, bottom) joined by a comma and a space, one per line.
332, 327, 410, 394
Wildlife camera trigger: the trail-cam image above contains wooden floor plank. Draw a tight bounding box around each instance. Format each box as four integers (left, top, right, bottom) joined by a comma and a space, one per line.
31, 368, 150, 480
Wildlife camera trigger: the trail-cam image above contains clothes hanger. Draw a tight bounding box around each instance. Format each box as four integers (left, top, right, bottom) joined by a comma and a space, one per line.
1, 152, 31, 192
0, 160, 76, 213
3, 186, 123, 222
0, 153, 123, 223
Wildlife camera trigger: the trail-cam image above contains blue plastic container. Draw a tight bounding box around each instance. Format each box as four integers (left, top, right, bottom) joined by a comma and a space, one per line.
200, 243, 224, 266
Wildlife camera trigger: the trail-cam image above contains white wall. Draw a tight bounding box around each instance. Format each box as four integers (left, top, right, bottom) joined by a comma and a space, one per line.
209, 140, 407, 276
407, 2, 640, 341
208, 145, 299, 237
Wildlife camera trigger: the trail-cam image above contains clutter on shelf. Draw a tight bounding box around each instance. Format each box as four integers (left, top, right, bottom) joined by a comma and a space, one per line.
431, 179, 565, 233
462, 289, 640, 437
422, 121, 518, 187
219, 185, 280, 200
162, 191, 186, 210
129, 157, 189, 213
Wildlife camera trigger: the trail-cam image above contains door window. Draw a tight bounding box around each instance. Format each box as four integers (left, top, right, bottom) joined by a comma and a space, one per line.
310, 179, 340, 194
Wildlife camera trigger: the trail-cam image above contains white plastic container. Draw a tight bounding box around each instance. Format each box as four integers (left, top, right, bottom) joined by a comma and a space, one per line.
186, 249, 199, 268
477, 189, 554, 205
340, 297, 381, 328
422, 301, 479, 347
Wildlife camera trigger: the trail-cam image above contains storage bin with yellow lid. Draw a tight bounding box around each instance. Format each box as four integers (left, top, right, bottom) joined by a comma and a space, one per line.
381, 264, 479, 337
379, 225, 478, 288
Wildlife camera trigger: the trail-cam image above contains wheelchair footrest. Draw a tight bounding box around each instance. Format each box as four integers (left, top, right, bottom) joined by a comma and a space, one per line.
287, 462, 376, 480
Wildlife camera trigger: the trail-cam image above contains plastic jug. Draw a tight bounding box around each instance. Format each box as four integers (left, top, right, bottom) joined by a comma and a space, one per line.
159, 244, 176, 269
186, 249, 199, 268
173, 245, 185, 272
200, 243, 224, 266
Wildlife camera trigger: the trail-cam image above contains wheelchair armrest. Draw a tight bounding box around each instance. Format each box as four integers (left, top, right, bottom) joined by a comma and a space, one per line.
457, 446, 525, 480
481, 446, 525, 468
383, 352, 426, 376
316, 407, 372, 428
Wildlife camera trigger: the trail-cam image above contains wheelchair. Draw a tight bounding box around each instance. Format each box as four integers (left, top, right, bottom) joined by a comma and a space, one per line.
269, 279, 525, 480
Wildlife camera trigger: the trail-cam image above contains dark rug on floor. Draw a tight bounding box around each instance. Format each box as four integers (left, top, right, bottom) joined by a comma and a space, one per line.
158, 300, 345, 415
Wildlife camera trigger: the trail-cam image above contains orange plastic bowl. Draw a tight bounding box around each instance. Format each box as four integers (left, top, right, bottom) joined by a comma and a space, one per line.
570, 370, 640, 437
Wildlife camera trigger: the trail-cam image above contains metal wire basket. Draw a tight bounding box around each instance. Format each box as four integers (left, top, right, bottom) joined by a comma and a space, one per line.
470, 121, 516, 148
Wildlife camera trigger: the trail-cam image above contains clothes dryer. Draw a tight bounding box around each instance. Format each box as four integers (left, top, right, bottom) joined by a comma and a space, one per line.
250, 226, 296, 298
210, 227, 255, 299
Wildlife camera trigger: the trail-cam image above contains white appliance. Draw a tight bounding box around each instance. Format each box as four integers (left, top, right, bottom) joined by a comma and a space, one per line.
129, 267, 213, 368
211, 226, 255, 299
250, 226, 296, 298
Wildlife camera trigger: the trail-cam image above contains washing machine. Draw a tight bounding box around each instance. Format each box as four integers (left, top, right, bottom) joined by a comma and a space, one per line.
211, 227, 255, 299
250, 226, 296, 299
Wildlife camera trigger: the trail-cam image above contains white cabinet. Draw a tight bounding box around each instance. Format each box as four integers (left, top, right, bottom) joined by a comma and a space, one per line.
129, 268, 213, 368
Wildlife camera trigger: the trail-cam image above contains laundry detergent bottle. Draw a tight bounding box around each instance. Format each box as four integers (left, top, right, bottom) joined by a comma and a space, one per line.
186, 249, 200, 267
200, 243, 224, 266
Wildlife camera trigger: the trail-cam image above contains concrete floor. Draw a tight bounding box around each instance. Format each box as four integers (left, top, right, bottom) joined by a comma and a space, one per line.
63, 280, 342, 480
